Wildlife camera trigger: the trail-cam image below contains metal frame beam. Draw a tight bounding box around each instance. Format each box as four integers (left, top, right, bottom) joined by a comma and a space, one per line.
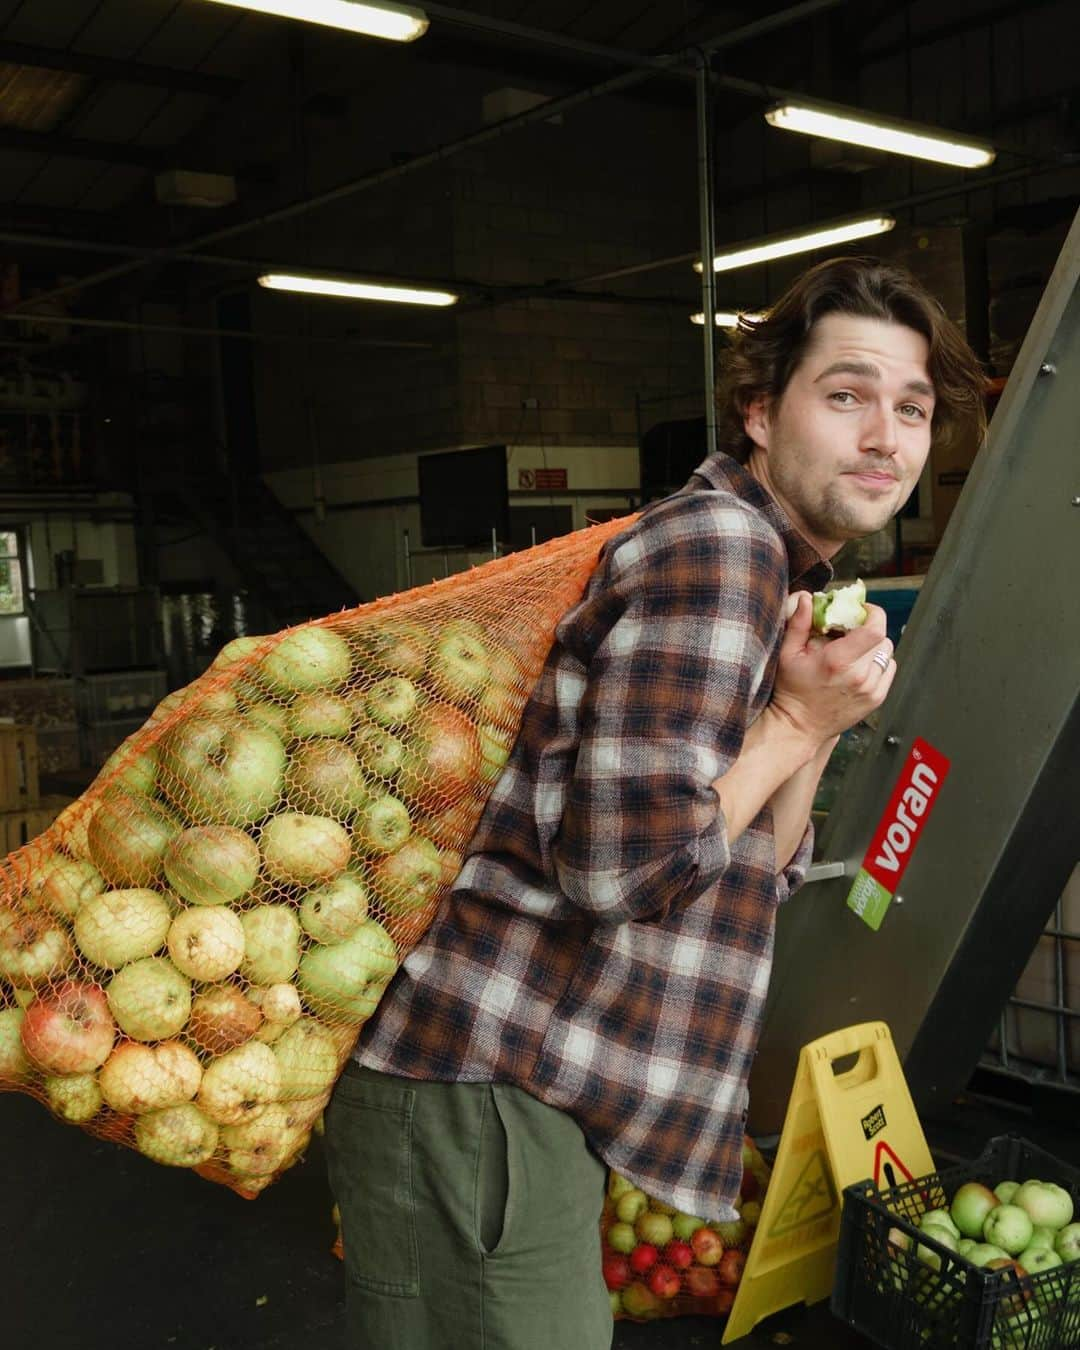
0, 38, 239, 98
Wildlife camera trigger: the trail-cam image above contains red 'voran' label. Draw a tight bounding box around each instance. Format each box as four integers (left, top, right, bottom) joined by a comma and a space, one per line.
861, 737, 951, 889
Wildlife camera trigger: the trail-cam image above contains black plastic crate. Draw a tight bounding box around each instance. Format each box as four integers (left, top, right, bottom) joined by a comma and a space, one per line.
832, 1135, 1080, 1349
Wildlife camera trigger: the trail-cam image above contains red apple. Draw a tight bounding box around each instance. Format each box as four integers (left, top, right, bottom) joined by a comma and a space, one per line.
718, 1248, 746, 1287
188, 984, 264, 1055
20, 980, 116, 1074
629, 1242, 658, 1275
647, 1264, 681, 1300
684, 1266, 720, 1299
690, 1226, 724, 1267
397, 704, 480, 814
602, 1253, 630, 1291
665, 1240, 694, 1271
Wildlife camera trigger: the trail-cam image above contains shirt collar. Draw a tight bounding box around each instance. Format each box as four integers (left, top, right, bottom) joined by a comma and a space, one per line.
686, 452, 833, 590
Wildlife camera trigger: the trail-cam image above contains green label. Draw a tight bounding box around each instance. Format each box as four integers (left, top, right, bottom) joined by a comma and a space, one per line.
846, 868, 893, 931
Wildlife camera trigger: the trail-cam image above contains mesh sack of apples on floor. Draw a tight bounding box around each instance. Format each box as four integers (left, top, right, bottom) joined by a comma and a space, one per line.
601, 1134, 771, 1321
0, 515, 635, 1197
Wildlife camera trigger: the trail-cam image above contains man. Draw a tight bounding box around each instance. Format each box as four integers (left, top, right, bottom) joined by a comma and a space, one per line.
325, 256, 988, 1349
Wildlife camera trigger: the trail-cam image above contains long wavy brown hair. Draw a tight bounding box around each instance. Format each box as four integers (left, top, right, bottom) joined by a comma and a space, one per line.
715, 255, 989, 462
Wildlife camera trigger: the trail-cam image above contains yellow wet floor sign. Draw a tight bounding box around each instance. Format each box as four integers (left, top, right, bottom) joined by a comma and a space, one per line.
722, 1021, 932, 1344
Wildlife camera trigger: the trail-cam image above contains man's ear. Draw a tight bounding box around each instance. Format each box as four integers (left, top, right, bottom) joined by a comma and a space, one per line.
742, 394, 771, 451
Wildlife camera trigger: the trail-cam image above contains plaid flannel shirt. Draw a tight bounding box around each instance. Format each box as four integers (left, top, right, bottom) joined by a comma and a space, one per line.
355, 453, 831, 1221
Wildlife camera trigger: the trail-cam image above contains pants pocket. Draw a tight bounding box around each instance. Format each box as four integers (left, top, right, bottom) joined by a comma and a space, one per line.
324, 1068, 420, 1298
476, 1086, 511, 1256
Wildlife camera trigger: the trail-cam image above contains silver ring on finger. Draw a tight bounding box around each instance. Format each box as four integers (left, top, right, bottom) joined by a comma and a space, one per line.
872, 648, 891, 672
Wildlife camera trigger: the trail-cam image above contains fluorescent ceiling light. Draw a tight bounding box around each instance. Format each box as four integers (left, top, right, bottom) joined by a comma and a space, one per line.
765, 100, 995, 169
258, 273, 458, 305
203, 0, 428, 41
695, 214, 895, 274
690, 311, 766, 327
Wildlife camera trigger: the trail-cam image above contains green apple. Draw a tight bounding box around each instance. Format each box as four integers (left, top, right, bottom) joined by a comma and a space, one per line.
134, 1102, 218, 1167
635, 1212, 673, 1247
221, 1102, 311, 1177
299, 872, 370, 944
50, 800, 95, 862
251, 982, 302, 1027
362, 675, 421, 730
614, 1190, 648, 1224
167, 906, 245, 982
288, 691, 353, 740
240, 904, 301, 985
950, 1182, 1000, 1239
994, 1180, 1020, 1205
1012, 1180, 1073, 1231
920, 1208, 961, 1240
671, 1212, 705, 1242
256, 626, 352, 695
88, 790, 180, 887
965, 1242, 1010, 1267
106, 956, 192, 1042
44, 1071, 103, 1123
0, 1007, 31, 1080
606, 1222, 636, 1255
37, 858, 107, 921
354, 792, 412, 856
0, 910, 73, 985
260, 812, 351, 886
74, 887, 172, 969
243, 698, 291, 739
370, 836, 442, 917
1055, 1222, 1080, 1262
352, 723, 405, 781
98, 1039, 203, 1114
1028, 1225, 1057, 1250
1017, 1244, 1061, 1274
196, 1040, 281, 1126
982, 1205, 1033, 1256
354, 621, 429, 681
210, 634, 267, 673
159, 715, 286, 826
100, 740, 158, 796
297, 918, 398, 1021
163, 825, 261, 907
188, 984, 263, 1055
915, 1226, 958, 1271
272, 1017, 342, 1099
426, 619, 491, 706
284, 740, 371, 820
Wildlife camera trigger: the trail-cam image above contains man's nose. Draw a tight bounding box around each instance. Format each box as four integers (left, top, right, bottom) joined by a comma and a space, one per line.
860, 400, 899, 456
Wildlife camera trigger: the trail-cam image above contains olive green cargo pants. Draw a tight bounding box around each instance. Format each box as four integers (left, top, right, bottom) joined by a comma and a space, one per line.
324, 1062, 611, 1350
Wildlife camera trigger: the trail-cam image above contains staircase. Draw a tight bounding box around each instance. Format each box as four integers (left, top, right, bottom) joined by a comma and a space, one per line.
148, 468, 358, 630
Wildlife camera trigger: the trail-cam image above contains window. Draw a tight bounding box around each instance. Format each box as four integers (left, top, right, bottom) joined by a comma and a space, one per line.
0, 530, 25, 615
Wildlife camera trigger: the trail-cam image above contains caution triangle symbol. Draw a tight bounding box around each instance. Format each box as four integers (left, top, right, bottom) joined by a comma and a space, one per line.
767, 1149, 838, 1239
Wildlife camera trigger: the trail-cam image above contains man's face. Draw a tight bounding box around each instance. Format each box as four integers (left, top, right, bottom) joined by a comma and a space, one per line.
743, 312, 935, 557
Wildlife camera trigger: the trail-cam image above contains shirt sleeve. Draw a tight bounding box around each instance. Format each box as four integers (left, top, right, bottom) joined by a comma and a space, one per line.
776, 816, 815, 904
548, 493, 788, 925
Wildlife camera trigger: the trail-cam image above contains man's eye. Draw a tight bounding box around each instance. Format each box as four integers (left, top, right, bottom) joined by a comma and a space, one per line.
899, 403, 927, 419
828, 390, 856, 405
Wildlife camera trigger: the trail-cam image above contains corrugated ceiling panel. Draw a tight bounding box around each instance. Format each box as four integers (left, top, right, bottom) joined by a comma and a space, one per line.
0, 147, 50, 199
44, 0, 183, 59
0, 64, 86, 130
71, 161, 146, 211
65, 81, 170, 141
0, 0, 110, 46
135, 89, 214, 149
115, 0, 242, 69
9, 154, 105, 207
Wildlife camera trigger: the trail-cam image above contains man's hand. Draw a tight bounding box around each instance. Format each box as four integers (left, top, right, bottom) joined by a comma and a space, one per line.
767, 590, 895, 747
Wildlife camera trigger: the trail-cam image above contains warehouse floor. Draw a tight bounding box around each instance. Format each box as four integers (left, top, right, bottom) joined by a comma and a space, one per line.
3, 1070, 1076, 1350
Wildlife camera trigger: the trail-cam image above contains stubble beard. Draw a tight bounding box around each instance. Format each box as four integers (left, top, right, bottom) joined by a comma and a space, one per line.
772, 455, 904, 544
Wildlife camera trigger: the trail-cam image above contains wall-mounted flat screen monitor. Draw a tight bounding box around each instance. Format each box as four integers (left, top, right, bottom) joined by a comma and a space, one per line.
418, 444, 509, 548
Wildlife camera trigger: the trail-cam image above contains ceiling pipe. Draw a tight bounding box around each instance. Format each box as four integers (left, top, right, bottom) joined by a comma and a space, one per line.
6, 0, 846, 314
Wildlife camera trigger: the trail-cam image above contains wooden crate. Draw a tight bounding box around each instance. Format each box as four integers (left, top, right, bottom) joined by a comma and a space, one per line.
0, 724, 41, 811
0, 794, 71, 854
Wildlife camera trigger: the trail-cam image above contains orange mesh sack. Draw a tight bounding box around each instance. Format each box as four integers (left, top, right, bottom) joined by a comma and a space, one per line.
602, 1136, 771, 1322
0, 516, 635, 1197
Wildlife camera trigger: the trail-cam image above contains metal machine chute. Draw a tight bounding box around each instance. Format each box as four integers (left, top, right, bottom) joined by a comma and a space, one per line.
749, 205, 1080, 1135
